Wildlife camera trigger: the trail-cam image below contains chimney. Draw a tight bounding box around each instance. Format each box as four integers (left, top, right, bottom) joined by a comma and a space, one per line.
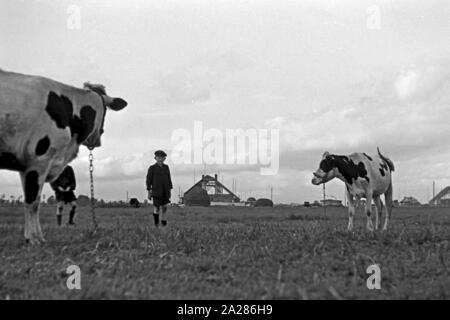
202, 174, 205, 180
215, 174, 218, 181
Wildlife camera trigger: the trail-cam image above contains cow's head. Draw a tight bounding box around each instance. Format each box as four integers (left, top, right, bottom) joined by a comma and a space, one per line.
311, 151, 338, 185
83, 83, 127, 148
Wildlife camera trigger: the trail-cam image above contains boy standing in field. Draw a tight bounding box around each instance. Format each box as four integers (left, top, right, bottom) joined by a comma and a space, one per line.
146, 150, 173, 227
50, 165, 77, 226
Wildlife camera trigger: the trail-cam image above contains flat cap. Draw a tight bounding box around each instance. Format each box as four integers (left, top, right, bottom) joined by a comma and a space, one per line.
154, 150, 167, 157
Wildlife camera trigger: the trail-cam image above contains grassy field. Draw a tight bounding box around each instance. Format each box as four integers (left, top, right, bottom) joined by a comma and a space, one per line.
0, 204, 449, 299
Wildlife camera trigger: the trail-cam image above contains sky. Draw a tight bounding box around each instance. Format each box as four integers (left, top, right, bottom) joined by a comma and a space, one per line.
1, 0, 450, 204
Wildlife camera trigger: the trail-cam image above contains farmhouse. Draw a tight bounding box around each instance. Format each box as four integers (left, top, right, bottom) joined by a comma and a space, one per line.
429, 186, 450, 206
400, 196, 421, 207
182, 174, 240, 206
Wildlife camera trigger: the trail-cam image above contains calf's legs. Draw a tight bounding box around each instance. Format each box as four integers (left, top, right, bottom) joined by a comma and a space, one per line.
383, 183, 394, 231
365, 193, 374, 231
373, 196, 384, 230
346, 190, 356, 231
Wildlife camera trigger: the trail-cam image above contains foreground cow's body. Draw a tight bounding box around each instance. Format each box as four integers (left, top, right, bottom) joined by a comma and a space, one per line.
312, 148, 394, 231
0, 69, 127, 243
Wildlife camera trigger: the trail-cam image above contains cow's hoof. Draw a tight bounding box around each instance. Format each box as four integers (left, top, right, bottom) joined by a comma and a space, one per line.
27, 235, 46, 245
25, 238, 39, 245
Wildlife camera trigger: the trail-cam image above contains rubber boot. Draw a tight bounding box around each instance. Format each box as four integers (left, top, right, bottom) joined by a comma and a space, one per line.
153, 214, 160, 227
68, 207, 76, 225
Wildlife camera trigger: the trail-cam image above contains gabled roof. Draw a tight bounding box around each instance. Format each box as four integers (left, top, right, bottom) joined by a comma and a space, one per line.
429, 186, 450, 204
184, 174, 239, 199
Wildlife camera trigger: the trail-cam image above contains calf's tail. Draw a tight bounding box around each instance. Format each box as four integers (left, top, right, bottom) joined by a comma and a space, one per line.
377, 147, 395, 172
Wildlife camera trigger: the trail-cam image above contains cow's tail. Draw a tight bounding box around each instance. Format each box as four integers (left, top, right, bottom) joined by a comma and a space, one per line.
377, 147, 395, 172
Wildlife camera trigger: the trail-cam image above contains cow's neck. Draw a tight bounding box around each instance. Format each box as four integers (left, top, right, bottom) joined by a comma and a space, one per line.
335, 170, 352, 187
332, 157, 354, 185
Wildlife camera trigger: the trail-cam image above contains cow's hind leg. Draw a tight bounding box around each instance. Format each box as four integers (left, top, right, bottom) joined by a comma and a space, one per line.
365, 193, 374, 232
20, 170, 46, 244
346, 188, 356, 231
373, 196, 383, 230
383, 183, 393, 231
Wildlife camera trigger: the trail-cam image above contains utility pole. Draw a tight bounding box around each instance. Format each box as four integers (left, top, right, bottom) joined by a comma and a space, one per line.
270, 186, 273, 201
323, 183, 326, 217
433, 181, 435, 201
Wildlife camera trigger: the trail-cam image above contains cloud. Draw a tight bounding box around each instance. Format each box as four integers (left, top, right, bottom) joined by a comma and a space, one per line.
154, 50, 252, 105
394, 57, 450, 102
270, 55, 450, 163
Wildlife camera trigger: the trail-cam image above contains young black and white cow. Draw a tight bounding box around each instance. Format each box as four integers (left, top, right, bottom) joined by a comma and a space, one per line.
312, 148, 394, 231
0, 69, 127, 243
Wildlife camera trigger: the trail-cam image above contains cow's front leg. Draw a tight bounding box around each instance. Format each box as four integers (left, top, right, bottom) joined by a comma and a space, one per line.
20, 170, 45, 244
365, 193, 374, 232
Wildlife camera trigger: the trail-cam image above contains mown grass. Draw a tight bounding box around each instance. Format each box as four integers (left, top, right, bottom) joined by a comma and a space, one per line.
0, 205, 449, 299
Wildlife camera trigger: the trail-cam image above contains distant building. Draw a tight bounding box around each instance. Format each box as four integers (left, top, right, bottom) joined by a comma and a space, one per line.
429, 186, 450, 207
245, 197, 257, 206
182, 174, 240, 206
400, 196, 421, 207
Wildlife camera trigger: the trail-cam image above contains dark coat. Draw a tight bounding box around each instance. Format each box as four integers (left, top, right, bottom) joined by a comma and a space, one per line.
50, 166, 76, 191
146, 163, 173, 199
50, 166, 77, 203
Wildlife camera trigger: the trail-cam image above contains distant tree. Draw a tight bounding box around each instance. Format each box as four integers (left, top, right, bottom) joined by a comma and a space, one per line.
255, 198, 273, 207
77, 195, 97, 207
77, 195, 90, 207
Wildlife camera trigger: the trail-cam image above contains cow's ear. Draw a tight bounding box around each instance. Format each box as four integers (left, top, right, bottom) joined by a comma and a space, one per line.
322, 151, 330, 159
104, 96, 127, 111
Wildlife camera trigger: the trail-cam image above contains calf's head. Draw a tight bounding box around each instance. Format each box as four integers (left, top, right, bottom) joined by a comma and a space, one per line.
83, 83, 127, 148
311, 151, 338, 185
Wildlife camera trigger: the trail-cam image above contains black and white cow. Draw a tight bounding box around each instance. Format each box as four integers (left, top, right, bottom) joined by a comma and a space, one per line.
0, 69, 127, 243
312, 148, 394, 231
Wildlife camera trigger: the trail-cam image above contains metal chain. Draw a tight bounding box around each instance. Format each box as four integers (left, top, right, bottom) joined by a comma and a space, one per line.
88, 148, 98, 231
